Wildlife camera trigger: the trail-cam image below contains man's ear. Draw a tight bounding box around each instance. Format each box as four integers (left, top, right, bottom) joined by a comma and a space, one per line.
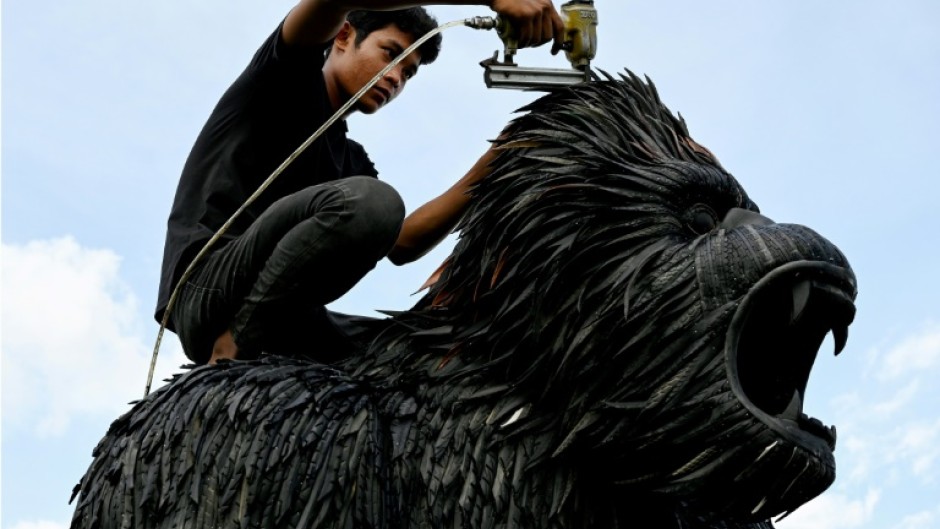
332, 21, 356, 53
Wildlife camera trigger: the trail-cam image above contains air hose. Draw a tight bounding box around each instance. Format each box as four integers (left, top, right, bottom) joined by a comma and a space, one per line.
144, 16, 500, 397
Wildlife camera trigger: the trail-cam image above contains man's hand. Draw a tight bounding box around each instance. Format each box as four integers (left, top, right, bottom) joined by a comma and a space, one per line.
489, 0, 565, 54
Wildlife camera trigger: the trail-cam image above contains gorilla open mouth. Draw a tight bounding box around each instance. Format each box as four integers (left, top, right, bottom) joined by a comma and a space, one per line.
725, 261, 857, 452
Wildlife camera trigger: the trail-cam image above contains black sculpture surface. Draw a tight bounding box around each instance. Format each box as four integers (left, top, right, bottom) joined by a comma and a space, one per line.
71, 72, 857, 529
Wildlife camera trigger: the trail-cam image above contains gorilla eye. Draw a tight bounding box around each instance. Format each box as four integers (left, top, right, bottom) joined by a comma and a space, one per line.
685, 204, 719, 235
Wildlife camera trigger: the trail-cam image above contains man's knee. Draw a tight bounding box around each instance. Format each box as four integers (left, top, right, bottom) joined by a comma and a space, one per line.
337, 177, 405, 255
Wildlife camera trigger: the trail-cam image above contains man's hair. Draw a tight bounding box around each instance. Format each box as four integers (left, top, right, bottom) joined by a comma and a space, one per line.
347, 8, 442, 65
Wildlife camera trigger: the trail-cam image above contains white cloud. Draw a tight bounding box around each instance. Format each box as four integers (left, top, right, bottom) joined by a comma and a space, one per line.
830, 409, 940, 497
898, 419, 940, 483
1, 237, 188, 436
7, 521, 68, 529
879, 323, 940, 380
891, 507, 940, 529
776, 489, 879, 529
840, 434, 876, 485
872, 380, 920, 416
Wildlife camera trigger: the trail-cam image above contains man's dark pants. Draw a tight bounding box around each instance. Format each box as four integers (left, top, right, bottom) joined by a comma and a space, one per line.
170, 176, 405, 364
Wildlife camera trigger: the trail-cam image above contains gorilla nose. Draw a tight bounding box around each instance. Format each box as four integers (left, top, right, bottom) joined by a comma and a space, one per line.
721, 207, 775, 229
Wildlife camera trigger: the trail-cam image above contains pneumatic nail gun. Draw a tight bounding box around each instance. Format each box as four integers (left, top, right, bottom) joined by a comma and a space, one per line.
468, 1, 598, 90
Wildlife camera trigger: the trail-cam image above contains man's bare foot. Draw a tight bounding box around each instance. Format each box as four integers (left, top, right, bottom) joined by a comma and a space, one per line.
209, 330, 239, 364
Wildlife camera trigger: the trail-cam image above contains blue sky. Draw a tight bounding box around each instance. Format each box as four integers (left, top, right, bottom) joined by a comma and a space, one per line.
2, 1, 939, 528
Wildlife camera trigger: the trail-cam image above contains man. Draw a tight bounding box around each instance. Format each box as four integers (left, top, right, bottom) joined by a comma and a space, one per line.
156, 0, 564, 365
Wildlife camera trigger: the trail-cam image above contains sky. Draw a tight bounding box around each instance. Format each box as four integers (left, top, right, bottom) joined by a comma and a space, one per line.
2, 0, 939, 528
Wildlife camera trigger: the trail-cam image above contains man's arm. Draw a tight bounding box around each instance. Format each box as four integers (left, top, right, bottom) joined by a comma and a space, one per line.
387, 145, 498, 265
283, 0, 564, 51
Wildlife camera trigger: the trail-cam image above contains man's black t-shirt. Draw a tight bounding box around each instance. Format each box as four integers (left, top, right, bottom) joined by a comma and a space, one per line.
156, 23, 378, 323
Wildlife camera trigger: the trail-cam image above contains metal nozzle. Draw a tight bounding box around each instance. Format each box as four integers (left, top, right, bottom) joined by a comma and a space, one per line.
464, 16, 498, 31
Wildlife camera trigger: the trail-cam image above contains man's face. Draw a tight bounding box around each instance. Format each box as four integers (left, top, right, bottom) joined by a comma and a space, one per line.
333, 24, 422, 114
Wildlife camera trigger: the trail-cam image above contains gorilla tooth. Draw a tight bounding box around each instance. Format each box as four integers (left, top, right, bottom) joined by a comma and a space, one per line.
781, 390, 802, 420
790, 279, 811, 325
832, 325, 848, 356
